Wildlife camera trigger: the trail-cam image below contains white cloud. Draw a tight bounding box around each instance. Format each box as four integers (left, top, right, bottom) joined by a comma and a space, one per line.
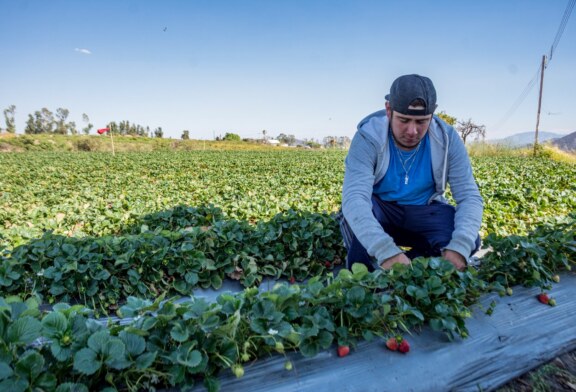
74, 48, 92, 55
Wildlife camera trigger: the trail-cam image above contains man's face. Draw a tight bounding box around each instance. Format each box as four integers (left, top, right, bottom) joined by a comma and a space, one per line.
386, 102, 432, 150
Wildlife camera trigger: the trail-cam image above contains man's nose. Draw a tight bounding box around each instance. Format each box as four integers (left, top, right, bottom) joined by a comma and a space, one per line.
407, 122, 418, 135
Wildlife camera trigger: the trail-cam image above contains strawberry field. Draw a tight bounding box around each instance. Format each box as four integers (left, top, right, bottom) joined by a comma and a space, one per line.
0, 150, 575, 391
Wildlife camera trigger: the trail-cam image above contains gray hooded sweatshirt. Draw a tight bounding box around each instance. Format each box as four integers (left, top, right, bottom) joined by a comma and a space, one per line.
341, 110, 483, 263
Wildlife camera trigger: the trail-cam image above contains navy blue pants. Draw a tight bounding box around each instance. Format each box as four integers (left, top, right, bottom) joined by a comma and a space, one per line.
339, 196, 480, 271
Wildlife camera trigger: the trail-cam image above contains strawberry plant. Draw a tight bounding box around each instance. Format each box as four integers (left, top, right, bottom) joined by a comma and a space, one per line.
1, 149, 575, 390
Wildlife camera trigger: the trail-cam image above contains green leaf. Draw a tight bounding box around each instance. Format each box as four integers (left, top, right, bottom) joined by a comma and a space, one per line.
210, 274, 223, 289
170, 322, 190, 343
406, 285, 418, 297
185, 272, 199, 285
177, 349, 202, 368
55, 383, 89, 392
15, 351, 44, 380
50, 341, 72, 362
409, 309, 425, 321
103, 338, 126, 366
0, 379, 28, 392
87, 330, 110, 353
135, 352, 157, 370
426, 276, 443, 290
62, 244, 76, 255
35, 372, 57, 390
429, 318, 443, 331
73, 348, 100, 375
346, 286, 365, 303
41, 312, 68, 337
173, 280, 188, 294
351, 263, 368, 275
49, 284, 66, 296
7, 316, 42, 345
91, 269, 111, 281
119, 331, 146, 357
317, 330, 333, 349
0, 362, 13, 380
362, 330, 374, 341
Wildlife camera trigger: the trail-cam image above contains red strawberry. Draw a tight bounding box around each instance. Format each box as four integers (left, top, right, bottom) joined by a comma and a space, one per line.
337, 345, 350, 357
537, 293, 549, 304
385, 337, 398, 351
289, 276, 296, 284
325, 261, 331, 268
398, 339, 410, 354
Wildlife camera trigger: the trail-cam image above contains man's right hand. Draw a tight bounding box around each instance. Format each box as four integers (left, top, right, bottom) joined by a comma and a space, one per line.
379, 253, 411, 270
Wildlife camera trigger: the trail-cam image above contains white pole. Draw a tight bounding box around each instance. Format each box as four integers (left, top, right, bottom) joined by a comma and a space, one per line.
109, 127, 115, 156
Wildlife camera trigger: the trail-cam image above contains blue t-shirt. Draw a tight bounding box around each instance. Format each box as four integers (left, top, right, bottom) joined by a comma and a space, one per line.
374, 133, 435, 205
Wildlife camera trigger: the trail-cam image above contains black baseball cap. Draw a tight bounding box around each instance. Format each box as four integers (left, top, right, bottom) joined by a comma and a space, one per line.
385, 74, 437, 116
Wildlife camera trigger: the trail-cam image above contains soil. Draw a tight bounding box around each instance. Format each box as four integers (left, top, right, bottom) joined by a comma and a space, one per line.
496, 349, 576, 391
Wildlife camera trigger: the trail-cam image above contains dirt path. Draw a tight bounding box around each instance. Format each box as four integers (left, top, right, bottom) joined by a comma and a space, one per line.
496, 350, 576, 391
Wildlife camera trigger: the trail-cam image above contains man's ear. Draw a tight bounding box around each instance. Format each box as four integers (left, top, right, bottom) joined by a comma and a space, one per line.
385, 102, 392, 118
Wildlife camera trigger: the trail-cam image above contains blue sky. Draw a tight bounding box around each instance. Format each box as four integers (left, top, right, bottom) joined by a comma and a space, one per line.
1, 0, 575, 141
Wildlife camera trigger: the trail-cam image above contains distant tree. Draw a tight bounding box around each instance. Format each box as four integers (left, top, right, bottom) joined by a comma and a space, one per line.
40, 108, 55, 134
306, 140, 321, 149
277, 133, 296, 145
323, 136, 338, 148
3, 105, 16, 133
223, 132, 241, 141
118, 120, 128, 136
81, 113, 93, 135
55, 108, 70, 134
67, 121, 77, 135
456, 119, 486, 144
136, 125, 146, 137
338, 136, 351, 148
154, 127, 163, 138
129, 122, 137, 136
24, 114, 35, 134
181, 130, 190, 140
25, 108, 55, 134
108, 122, 119, 135
437, 111, 457, 126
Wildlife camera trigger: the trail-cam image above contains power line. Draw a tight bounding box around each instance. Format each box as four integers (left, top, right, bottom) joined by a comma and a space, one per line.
491, 64, 541, 130
549, 0, 576, 62
492, 0, 575, 130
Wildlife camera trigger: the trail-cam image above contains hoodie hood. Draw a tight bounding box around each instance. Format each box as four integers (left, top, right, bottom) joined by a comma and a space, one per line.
356, 110, 450, 194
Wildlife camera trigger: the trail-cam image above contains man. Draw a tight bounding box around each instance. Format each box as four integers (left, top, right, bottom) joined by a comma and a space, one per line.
340, 74, 482, 271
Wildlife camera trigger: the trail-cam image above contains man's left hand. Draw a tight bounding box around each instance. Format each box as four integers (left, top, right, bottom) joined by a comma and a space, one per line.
442, 250, 466, 271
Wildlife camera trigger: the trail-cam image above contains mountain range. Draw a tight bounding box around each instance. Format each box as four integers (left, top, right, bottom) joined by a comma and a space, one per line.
551, 132, 576, 152
487, 131, 576, 152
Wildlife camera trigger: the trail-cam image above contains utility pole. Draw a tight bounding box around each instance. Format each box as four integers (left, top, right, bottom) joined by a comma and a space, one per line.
533, 55, 546, 157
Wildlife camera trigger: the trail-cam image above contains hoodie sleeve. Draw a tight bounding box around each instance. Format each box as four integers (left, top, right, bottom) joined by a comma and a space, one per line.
444, 129, 484, 257
342, 132, 403, 263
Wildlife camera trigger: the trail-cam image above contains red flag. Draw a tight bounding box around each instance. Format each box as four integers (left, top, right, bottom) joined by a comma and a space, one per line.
97, 127, 110, 135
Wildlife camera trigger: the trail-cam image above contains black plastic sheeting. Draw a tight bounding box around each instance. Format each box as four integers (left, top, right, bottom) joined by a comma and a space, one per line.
181, 271, 576, 392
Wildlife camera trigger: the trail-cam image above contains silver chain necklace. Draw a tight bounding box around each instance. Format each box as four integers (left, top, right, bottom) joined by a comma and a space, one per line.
394, 140, 422, 185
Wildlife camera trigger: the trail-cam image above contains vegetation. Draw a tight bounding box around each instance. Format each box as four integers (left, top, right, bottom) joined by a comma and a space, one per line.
437, 111, 456, 126
222, 132, 241, 141
456, 118, 486, 144
0, 145, 574, 391
0, 134, 297, 153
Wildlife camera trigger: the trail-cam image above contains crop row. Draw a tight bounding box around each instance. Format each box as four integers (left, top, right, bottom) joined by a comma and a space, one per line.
1, 152, 575, 251
1, 208, 344, 314
1, 203, 574, 318
1, 212, 574, 391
